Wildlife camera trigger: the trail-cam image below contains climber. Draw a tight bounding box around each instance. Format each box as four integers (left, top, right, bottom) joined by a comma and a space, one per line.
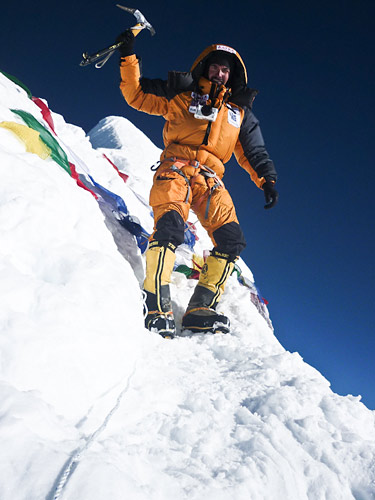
116, 30, 278, 337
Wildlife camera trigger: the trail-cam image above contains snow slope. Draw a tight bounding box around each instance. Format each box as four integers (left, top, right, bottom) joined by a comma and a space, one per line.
0, 72, 374, 500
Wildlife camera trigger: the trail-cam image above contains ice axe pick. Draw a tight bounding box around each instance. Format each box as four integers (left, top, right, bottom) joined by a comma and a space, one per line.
80, 5, 155, 69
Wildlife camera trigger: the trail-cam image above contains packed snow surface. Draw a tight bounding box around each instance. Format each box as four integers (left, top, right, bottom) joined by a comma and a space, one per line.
0, 72, 375, 500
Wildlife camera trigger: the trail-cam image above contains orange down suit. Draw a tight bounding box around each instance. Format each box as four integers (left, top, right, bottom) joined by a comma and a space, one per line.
119, 44, 277, 249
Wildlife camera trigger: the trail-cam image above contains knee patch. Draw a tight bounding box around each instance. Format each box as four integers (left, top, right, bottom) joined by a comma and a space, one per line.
213, 222, 246, 257
153, 210, 185, 247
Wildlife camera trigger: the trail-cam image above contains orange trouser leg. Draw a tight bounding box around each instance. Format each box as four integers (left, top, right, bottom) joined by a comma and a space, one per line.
149, 161, 192, 235
191, 176, 239, 246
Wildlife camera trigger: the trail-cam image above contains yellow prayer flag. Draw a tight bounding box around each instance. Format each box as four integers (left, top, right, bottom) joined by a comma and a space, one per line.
0, 121, 51, 160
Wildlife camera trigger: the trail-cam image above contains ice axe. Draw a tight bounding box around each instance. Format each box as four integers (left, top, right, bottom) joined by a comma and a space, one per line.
80, 5, 155, 69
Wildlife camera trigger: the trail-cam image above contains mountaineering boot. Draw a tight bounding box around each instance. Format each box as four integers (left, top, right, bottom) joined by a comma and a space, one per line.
182, 306, 230, 334
182, 250, 236, 334
143, 241, 176, 338
144, 289, 176, 338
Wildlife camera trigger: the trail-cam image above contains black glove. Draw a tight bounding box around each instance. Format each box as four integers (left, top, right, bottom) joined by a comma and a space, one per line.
263, 179, 279, 209
115, 29, 135, 57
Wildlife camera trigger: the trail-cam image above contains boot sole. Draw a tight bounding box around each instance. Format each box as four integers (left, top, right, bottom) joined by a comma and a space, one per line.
150, 328, 175, 339
181, 323, 230, 335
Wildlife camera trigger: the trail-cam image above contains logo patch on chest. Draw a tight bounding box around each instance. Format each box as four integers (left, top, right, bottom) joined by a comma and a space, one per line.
227, 106, 241, 128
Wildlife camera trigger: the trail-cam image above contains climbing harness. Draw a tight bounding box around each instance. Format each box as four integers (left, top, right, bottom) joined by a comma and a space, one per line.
151, 157, 224, 219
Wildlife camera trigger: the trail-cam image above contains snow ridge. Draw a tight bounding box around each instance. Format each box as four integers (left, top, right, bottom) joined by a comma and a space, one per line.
1, 72, 375, 500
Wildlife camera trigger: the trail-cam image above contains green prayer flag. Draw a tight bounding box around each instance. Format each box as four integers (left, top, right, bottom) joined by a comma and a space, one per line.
1, 71, 33, 99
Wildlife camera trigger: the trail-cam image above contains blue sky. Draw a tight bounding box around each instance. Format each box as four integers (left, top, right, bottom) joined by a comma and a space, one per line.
2, 0, 374, 408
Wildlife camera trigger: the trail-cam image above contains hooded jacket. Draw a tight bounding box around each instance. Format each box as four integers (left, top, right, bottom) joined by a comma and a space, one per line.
119, 44, 277, 187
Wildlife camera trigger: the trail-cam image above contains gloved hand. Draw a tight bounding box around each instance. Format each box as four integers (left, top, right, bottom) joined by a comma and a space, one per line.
115, 29, 135, 57
263, 179, 279, 209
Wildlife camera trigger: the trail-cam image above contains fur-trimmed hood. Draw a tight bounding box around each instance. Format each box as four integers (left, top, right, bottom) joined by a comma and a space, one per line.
190, 44, 257, 108
191, 44, 248, 92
